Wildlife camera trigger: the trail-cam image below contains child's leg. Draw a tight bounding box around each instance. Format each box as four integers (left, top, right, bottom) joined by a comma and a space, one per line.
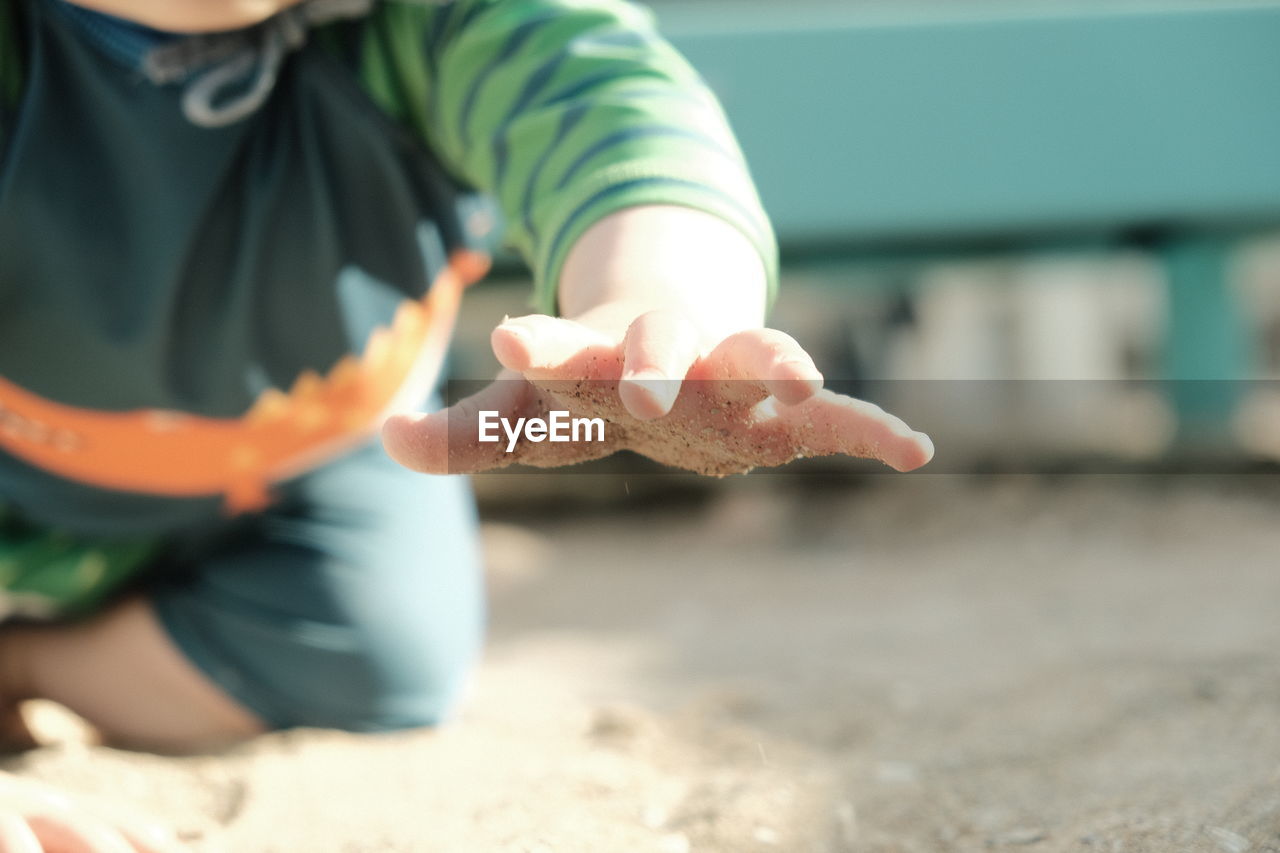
0, 597, 266, 750
0, 443, 485, 750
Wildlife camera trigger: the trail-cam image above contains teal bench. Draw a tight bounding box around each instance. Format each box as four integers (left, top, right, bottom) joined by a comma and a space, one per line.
651, 0, 1280, 433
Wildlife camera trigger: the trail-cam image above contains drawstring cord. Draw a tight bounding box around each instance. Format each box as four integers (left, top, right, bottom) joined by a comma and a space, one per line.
141, 0, 376, 128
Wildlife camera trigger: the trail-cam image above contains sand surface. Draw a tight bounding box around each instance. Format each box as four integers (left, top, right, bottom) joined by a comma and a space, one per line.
6, 475, 1280, 852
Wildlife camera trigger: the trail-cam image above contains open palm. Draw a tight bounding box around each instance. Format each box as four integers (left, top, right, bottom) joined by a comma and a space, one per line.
382, 308, 934, 476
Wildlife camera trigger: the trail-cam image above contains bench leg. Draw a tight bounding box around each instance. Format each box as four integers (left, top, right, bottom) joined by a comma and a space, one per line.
1161, 236, 1249, 444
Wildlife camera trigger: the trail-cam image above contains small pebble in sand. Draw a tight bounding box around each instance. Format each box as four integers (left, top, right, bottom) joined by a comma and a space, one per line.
989, 827, 1047, 846
586, 705, 646, 741
1205, 826, 1251, 853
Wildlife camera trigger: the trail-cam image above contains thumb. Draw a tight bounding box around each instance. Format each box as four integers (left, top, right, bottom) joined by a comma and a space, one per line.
382, 373, 534, 474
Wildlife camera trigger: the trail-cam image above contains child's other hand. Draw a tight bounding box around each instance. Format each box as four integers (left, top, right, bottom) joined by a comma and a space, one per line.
0, 770, 189, 853
381, 304, 933, 476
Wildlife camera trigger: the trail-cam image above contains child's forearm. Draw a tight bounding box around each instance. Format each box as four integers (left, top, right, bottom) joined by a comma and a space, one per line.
556, 206, 769, 342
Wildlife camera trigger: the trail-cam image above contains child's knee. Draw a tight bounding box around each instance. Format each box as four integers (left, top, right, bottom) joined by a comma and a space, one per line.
152, 447, 487, 733
287, 623, 482, 733
155, 579, 485, 734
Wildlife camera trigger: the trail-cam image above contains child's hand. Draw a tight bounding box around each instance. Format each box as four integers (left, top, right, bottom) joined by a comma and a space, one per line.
382, 305, 933, 476
382, 206, 933, 476
0, 770, 188, 853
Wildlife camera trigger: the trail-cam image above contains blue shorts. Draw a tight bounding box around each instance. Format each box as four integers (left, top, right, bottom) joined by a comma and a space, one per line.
148, 441, 485, 732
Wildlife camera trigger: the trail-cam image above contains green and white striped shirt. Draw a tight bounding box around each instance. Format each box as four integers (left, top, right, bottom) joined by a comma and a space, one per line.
346, 0, 779, 310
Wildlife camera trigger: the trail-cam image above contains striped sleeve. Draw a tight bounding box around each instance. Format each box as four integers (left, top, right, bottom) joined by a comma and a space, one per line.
361, 0, 777, 315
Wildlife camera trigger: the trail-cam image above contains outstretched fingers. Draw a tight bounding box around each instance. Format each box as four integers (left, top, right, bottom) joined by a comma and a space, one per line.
0, 814, 40, 853
24, 810, 138, 853
386, 308, 931, 476
760, 390, 934, 472
0, 806, 186, 853
693, 329, 824, 406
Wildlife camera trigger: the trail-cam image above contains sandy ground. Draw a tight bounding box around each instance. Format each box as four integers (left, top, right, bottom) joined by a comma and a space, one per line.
5, 474, 1280, 853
